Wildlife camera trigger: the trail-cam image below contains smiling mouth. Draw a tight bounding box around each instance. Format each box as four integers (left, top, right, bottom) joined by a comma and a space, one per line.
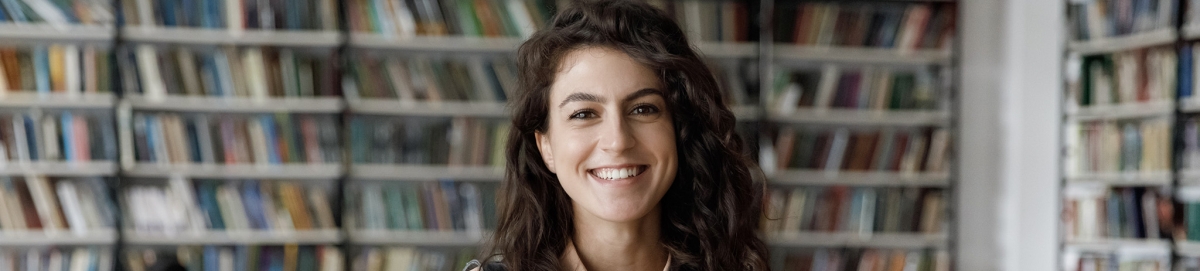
588, 165, 649, 180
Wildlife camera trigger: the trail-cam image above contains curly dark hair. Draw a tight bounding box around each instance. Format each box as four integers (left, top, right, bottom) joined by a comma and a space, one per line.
483, 0, 769, 270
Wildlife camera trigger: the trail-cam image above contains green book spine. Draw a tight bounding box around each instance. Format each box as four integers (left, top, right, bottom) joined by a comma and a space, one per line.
402, 183, 425, 230
384, 185, 408, 229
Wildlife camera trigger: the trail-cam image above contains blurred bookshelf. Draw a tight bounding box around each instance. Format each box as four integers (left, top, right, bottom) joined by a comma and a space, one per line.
759, 1, 958, 270
0, 0, 969, 270
1062, 0, 1183, 269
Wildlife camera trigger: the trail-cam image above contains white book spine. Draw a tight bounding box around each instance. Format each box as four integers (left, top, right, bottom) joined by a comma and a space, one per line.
176, 49, 203, 96
56, 181, 89, 235
68, 248, 89, 271
46, 249, 62, 271
24, 0, 69, 28
225, 0, 243, 35
391, 0, 417, 38
12, 115, 27, 162
136, 45, 166, 101
242, 48, 269, 102
814, 65, 840, 109
195, 116, 216, 164
40, 114, 58, 160
3, 179, 26, 229
823, 129, 850, 173
507, 0, 537, 39
0, 180, 13, 230
247, 118, 269, 165
168, 176, 205, 233
27, 175, 64, 230
64, 45, 80, 97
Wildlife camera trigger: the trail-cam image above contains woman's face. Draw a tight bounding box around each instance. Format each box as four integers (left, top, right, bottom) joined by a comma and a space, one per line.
536, 46, 678, 223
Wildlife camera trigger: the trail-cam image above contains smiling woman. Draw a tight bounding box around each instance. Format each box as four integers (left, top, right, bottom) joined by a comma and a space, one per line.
469, 0, 769, 271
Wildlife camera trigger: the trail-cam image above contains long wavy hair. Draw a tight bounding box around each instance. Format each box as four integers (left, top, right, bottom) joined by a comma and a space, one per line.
484, 0, 769, 270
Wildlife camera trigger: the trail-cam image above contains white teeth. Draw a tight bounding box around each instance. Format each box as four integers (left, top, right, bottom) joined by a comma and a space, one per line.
594, 167, 641, 180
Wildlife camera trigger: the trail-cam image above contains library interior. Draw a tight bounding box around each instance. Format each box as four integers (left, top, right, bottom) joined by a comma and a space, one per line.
0, 0, 1175, 270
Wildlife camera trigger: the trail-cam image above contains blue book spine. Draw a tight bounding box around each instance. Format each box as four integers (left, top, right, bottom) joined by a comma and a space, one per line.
86, 248, 98, 271
234, 246, 248, 271
161, 0, 178, 26
0, 3, 9, 21
203, 0, 222, 28
145, 115, 159, 162
1, 0, 25, 22
34, 46, 49, 94
267, 247, 283, 271
185, 118, 202, 162
23, 115, 36, 160
260, 116, 280, 164
241, 181, 268, 229
205, 56, 224, 96
51, 0, 77, 23
1182, 45, 1194, 99
181, 0, 196, 26
60, 112, 74, 161
204, 246, 219, 271
198, 182, 226, 229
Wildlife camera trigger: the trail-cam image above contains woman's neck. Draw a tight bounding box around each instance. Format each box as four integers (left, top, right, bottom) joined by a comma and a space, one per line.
563, 205, 669, 271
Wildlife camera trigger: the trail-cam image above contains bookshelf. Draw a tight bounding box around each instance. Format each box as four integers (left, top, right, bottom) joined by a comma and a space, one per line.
0, 0, 968, 270
1062, 0, 1180, 268
761, 2, 957, 269
0, 1, 120, 269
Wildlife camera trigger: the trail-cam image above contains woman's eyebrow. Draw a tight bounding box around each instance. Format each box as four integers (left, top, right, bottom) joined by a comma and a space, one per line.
559, 92, 604, 108
623, 88, 664, 103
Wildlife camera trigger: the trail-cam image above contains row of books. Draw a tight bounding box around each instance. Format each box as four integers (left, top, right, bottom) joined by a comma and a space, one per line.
1068, 0, 1176, 41
131, 112, 340, 165
123, 0, 338, 31
346, 55, 517, 102
353, 246, 474, 271
774, 3, 955, 50
349, 181, 497, 232
124, 245, 343, 271
1076, 47, 1175, 107
0, 247, 113, 271
770, 127, 951, 174
0, 177, 114, 232
125, 46, 337, 99
123, 178, 335, 234
0, 111, 116, 163
346, 0, 554, 38
1063, 187, 1174, 241
349, 117, 507, 166
1071, 119, 1170, 175
770, 66, 939, 112
763, 187, 945, 234
1071, 250, 1170, 271
0, 0, 113, 25
671, 0, 752, 43
0, 45, 114, 94
779, 248, 949, 271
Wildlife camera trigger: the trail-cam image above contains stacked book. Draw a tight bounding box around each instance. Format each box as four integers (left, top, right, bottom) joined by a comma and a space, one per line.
0, 177, 115, 234
123, 178, 335, 235
345, 0, 554, 38
769, 66, 939, 112
774, 2, 955, 50
779, 248, 949, 271
130, 112, 340, 165
670, 0, 753, 43
346, 55, 517, 102
763, 187, 945, 235
123, 47, 338, 99
348, 181, 497, 232
1074, 119, 1171, 176
1062, 187, 1174, 241
1068, 0, 1176, 41
1073, 47, 1176, 108
124, 245, 343, 271
352, 246, 475, 271
349, 117, 507, 167
122, 0, 338, 31
0, 45, 113, 95
0, 0, 113, 25
0, 247, 113, 271
0, 111, 115, 163
771, 127, 951, 175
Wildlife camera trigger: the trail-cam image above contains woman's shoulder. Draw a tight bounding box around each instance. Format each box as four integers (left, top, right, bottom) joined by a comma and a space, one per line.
463, 259, 507, 271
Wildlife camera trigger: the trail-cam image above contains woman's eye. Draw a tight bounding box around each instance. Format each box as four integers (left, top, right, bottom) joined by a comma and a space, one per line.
630, 104, 660, 115
569, 110, 597, 119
